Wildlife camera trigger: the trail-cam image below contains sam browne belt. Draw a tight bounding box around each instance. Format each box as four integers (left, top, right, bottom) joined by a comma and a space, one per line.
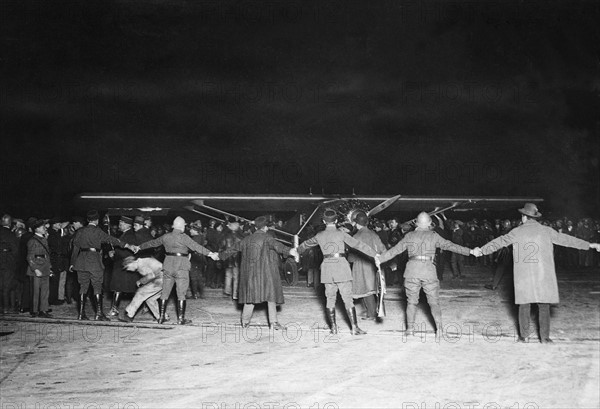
81, 248, 100, 252
409, 255, 435, 262
166, 252, 189, 257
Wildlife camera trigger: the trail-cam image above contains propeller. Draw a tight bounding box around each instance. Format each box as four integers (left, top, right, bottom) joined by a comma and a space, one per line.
367, 194, 402, 217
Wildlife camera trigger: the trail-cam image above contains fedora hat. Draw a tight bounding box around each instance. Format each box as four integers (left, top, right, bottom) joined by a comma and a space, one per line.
518, 203, 541, 218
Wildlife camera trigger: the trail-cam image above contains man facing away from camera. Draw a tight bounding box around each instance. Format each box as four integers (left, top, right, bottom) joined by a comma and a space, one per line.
476, 203, 600, 343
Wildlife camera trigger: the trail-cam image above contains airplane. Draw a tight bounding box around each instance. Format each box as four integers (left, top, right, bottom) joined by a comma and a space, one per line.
76, 192, 543, 285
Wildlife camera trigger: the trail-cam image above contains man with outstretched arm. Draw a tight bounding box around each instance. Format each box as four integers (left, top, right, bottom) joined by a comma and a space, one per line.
133, 216, 217, 325
475, 203, 600, 343
297, 209, 378, 336
377, 212, 478, 341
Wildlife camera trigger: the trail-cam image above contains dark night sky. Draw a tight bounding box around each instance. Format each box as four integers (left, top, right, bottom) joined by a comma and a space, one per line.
1, 0, 599, 219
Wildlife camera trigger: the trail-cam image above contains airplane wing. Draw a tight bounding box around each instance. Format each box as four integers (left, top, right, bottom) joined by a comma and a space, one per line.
76, 192, 543, 215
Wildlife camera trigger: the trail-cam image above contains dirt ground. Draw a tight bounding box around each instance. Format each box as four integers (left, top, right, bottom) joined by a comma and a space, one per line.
1, 263, 599, 409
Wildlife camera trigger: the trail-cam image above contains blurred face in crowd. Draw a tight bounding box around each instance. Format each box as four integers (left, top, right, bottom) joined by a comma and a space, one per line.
119, 221, 131, 232
388, 219, 398, 230
1, 215, 12, 227
133, 222, 143, 231
35, 224, 47, 236
144, 219, 152, 228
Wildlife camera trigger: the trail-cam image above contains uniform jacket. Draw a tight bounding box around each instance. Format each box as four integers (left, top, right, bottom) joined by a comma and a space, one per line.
139, 229, 211, 273
380, 228, 471, 280
348, 227, 386, 298
481, 219, 590, 304
298, 225, 377, 284
71, 224, 124, 272
219, 230, 291, 304
0, 226, 19, 272
26, 234, 52, 277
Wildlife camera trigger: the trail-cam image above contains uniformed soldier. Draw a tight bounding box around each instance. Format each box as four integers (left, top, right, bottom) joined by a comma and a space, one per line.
26, 219, 53, 318
135, 216, 216, 325
70, 210, 135, 321
297, 209, 378, 335
377, 212, 475, 340
1, 214, 19, 313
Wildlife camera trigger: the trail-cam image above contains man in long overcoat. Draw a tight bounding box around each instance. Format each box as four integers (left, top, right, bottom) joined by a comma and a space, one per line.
108, 216, 140, 317
479, 203, 600, 343
218, 216, 295, 329
348, 212, 385, 320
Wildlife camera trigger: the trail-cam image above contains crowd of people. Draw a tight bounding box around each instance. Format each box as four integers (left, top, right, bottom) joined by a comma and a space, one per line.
1, 208, 599, 341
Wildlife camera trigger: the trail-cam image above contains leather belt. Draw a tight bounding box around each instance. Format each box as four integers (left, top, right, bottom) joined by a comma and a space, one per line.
166, 252, 189, 257
81, 248, 100, 252
323, 253, 346, 259
409, 255, 435, 262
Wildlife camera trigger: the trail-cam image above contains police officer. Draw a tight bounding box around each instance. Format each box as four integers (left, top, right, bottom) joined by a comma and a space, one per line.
135, 216, 216, 325
377, 212, 475, 340
297, 209, 378, 335
26, 219, 53, 318
70, 210, 134, 321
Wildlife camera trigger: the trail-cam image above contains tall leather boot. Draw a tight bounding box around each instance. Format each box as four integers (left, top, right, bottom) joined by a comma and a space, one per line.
347, 307, 366, 335
108, 292, 121, 316
94, 293, 109, 321
78, 294, 88, 320
327, 308, 338, 335
157, 299, 167, 324
177, 300, 191, 325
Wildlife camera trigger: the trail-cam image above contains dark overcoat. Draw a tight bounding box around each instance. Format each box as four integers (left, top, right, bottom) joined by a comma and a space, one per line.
219, 230, 290, 305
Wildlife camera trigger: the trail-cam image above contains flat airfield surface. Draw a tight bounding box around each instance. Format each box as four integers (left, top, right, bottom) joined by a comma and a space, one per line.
1, 264, 599, 409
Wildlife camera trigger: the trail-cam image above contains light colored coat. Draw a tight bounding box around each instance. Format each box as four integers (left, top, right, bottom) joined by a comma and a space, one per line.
481, 219, 590, 304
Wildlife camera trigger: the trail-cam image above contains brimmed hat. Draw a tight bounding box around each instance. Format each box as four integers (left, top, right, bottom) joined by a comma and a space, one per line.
87, 210, 99, 221
227, 221, 240, 231
120, 215, 133, 225
254, 216, 268, 229
133, 216, 145, 225
322, 209, 337, 224
31, 218, 46, 230
189, 220, 203, 231
518, 203, 541, 218
71, 216, 86, 225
